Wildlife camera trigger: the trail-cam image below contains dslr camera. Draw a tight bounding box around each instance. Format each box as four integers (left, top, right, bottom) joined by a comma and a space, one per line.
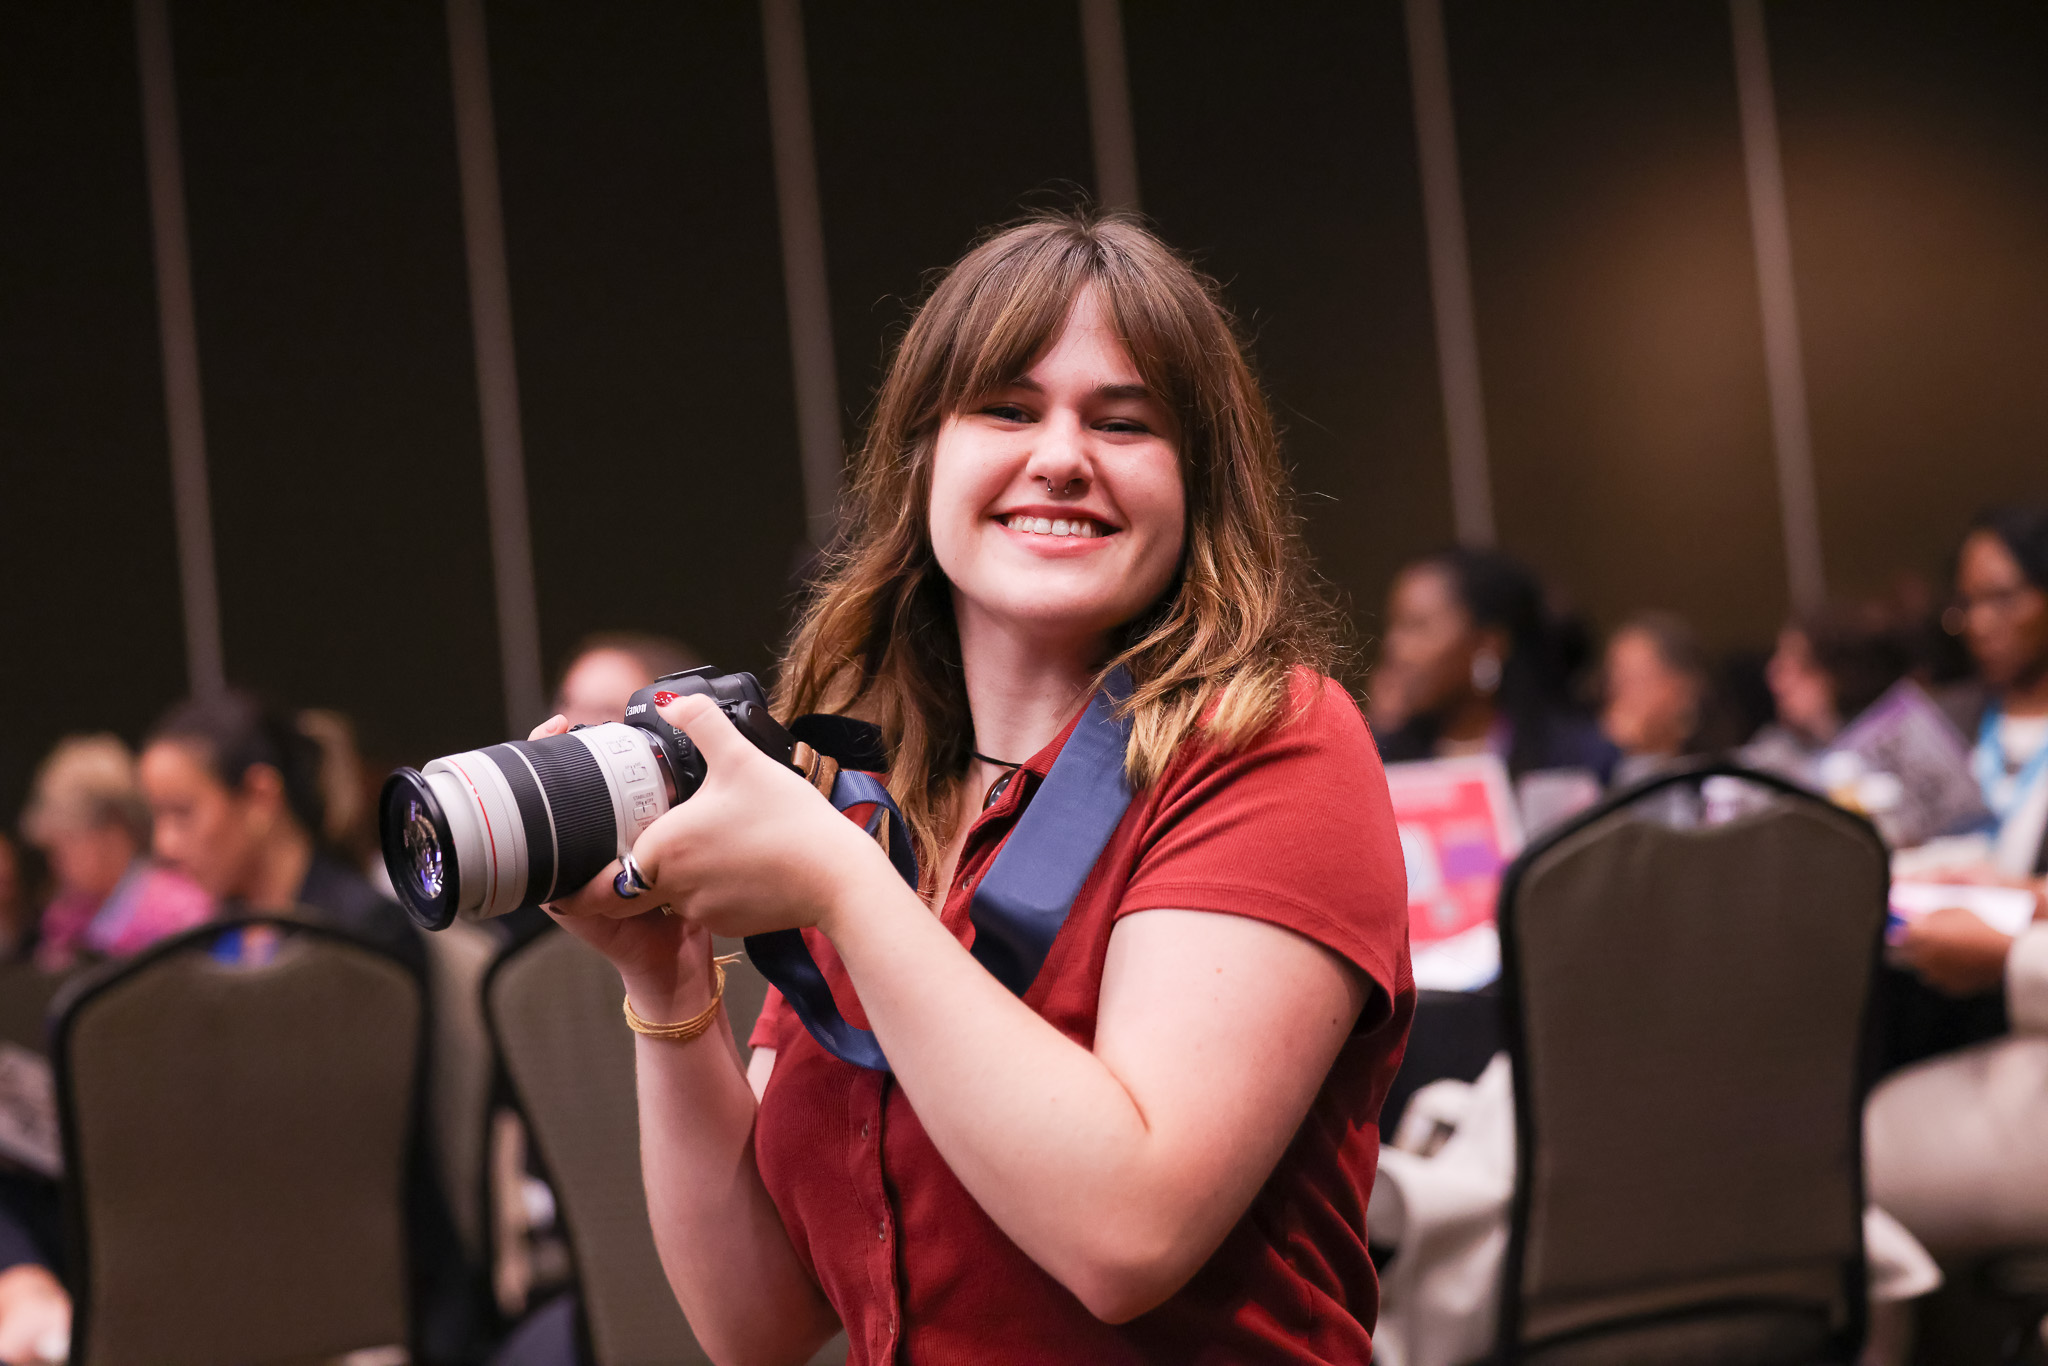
379, 668, 796, 930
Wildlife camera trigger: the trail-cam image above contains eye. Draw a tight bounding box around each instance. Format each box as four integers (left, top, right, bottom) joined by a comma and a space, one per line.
981, 403, 1033, 423
1097, 417, 1150, 435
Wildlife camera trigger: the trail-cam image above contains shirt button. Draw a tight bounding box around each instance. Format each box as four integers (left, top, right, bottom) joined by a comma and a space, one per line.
860, 1121, 870, 1139
877, 1221, 887, 1242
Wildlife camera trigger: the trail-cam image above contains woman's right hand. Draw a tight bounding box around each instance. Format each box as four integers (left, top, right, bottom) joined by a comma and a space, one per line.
525, 714, 717, 1021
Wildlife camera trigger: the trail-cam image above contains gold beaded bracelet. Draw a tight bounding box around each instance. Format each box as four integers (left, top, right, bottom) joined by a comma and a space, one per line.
623, 953, 743, 1042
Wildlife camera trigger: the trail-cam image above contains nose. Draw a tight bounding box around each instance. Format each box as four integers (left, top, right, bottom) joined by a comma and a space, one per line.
1020, 411, 1091, 499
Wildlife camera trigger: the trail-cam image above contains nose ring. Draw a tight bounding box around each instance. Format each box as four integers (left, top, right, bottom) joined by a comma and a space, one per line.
1035, 475, 1083, 496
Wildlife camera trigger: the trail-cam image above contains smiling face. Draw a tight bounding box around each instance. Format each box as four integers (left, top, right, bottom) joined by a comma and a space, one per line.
927, 286, 1186, 656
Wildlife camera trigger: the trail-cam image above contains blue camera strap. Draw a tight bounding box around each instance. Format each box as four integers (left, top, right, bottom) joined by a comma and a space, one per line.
745, 667, 1135, 1073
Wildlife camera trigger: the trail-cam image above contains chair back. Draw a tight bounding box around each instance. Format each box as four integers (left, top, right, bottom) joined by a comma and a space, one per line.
486, 928, 714, 1366
55, 916, 423, 1366
0, 960, 73, 1054
425, 918, 499, 1261
1496, 765, 1887, 1365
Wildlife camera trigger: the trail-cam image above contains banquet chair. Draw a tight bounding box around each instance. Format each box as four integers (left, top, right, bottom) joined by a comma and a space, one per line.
0, 961, 72, 1056
486, 926, 707, 1366
486, 926, 839, 1366
54, 916, 423, 1366
425, 917, 499, 1264
1492, 764, 1888, 1365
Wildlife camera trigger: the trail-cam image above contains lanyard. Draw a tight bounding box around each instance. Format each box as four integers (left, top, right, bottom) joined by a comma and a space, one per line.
746, 667, 1136, 1073
1973, 705, 2048, 826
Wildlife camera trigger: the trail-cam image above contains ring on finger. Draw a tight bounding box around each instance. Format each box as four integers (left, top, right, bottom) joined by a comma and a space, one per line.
614, 853, 652, 900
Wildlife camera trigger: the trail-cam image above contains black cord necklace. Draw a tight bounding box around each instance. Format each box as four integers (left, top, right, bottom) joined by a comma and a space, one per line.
972, 749, 1023, 809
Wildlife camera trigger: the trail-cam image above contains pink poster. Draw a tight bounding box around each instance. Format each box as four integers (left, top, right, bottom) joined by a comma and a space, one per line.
1384, 754, 1525, 948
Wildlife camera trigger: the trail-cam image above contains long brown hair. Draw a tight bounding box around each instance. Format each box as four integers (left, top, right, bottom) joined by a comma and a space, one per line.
774, 210, 1340, 870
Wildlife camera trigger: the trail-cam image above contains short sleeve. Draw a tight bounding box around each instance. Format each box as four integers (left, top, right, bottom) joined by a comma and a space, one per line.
1117, 673, 1410, 1002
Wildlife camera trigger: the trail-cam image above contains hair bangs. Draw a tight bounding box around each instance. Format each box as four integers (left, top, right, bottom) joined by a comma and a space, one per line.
934, 238, 1094, 417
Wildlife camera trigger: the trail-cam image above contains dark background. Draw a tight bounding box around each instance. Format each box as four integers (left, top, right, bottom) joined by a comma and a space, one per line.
4, 0, 2047, 827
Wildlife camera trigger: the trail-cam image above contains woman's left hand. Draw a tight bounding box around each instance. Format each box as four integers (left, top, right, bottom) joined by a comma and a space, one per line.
623, 694, 893, 940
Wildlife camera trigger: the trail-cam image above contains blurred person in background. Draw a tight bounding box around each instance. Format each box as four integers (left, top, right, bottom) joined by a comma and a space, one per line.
1741, 602, 1911, 785
1372, 546, 1616, 782
297, 707, 379, 876
1865, 506, 2048, 1324
551, 631, 702, 729
1599, 611, 1726, 785
20, 735, 211, 970
138, 691, 420, 972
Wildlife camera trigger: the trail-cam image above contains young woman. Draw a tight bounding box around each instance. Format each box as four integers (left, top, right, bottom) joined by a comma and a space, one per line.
1867, 507, 2048, 1274
1598, 611, 1717, 782
1740, 603, 1909, 786
1370, 546, 1615, 783
138, 691, 420, 971
539, 213, 1411, 1363
20, 733, 211, 968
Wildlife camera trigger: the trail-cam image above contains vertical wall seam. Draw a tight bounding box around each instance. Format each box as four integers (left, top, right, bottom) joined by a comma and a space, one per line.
447, 0, 545, 732
1079, 0, 1141, 213
1731, 0, 1826, 614
1404, 0, 1496, 549
761, 0, 843, 552
136, 0, 225, 698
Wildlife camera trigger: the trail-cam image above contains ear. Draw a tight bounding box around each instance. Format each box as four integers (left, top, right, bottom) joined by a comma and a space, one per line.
240, 762, 289, 817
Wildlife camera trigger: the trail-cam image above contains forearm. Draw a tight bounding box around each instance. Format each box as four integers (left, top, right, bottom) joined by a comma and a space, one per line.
633, 989, 838, 1363
818, 868, 1226, 1318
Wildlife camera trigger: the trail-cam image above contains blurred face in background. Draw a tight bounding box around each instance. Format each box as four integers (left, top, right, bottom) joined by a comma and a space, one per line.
1375, 564, 1493, 728
1956, 530, 2048, 696
139, 741, 288, 901
554, 648, 656, 729
1766, 627, 1838, 744
1601, 629, 1698, 758
35, 819, 137, 903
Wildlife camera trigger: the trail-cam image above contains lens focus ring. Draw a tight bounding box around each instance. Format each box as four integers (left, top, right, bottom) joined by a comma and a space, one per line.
515, 734, 620, 901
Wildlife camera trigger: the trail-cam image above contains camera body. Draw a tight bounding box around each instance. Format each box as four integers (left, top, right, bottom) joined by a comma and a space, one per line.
379, 667, 797, 930
621, 666, 798, 809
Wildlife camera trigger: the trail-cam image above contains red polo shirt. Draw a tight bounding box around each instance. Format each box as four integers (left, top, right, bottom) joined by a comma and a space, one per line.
749, 672, 1412, 1363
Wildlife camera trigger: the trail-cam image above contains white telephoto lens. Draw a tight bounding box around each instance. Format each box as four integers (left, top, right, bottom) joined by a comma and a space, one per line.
416, 722, 674, 922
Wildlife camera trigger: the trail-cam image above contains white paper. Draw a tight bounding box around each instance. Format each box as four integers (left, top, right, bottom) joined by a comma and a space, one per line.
1410, 922, 1501, 993
0, 1044, 61, 1178
1890, 880, 2038, 938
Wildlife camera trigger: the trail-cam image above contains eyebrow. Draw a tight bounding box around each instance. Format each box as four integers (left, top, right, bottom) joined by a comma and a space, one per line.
1006, 378, 1155, 402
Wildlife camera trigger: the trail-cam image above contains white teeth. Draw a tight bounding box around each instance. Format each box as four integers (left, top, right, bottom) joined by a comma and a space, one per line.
1005, 514, 1103, 538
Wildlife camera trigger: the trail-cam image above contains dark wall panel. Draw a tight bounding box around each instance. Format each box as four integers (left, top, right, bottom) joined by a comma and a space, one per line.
1450, 0, 1788, 648
804, 0, 1097, 433
488, 1, 803, 688
174, 0, 501, 763
1126, 0, 1449, 654
1768, 0, 2048, 600
0, 4, 186, 827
